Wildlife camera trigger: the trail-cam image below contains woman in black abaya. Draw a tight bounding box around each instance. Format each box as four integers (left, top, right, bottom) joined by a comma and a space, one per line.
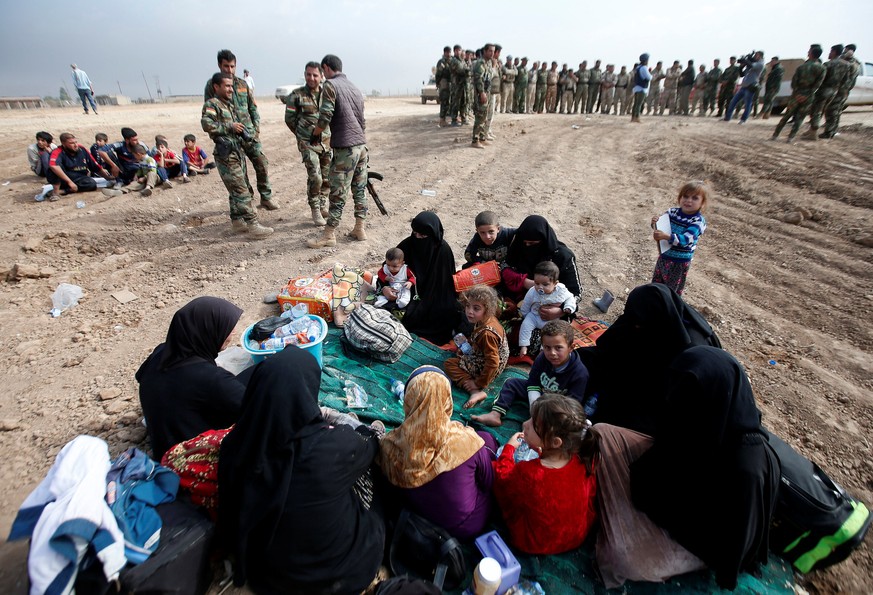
137, 296, 246, 460
396, 211, 459, 345
218, 346, 384, 594
630, 346, 780, 590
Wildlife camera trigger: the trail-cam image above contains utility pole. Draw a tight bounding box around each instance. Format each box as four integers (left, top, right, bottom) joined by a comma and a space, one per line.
117, 80, 123, 95
154, 76, 163, 102
142, 71, 153, 101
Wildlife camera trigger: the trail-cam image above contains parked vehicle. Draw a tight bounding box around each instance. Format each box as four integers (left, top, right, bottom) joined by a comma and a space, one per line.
770, 57, 873, 114
421, 76, 439, 104
275, 85, 295, 102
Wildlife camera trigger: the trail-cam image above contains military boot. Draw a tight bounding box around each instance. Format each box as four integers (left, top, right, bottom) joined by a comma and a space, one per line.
231, 219, 247, 233
259, 198, 280, 210
348, 218, 367, 241
247, 221, 274, 238
311, 207, 326, 226
471, 140, 485, 149
307, 225, 337, 248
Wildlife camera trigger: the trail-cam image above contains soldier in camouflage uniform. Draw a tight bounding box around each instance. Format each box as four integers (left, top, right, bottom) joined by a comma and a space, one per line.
449, 45, 470, 126
545, 62, 559, 113
646, 61, 664, 115
760, 57, 783, 119
660, 61, 681, 115
771, 45, 826, 142
471, 44, 495, 148
716, 56, 740, 117
202, 73, 273, 238
600, 65, 616, 114
677, 60, 695, 115
285, 61, 332, 226
436, 46, 452, 127
560, 68, 577, 114
802, 45, 851, 141
514, 57, 529, 114
611, 66, 629, 115
624, 64, 637, 115
702, 59, 721, 116
587, 60, 602, 113
500, 55, 517, 113
465, 50, 476, 122
690, 65, 707, 115
822, 45, 861, 138
203, 49, 276, 210
526, 61, 539, 113
573, 61, 589, 114
535, 62, 548, 113
485, 45, 502, 139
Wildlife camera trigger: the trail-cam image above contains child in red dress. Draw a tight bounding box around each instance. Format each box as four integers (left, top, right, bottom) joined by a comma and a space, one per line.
493, 393, 598, 555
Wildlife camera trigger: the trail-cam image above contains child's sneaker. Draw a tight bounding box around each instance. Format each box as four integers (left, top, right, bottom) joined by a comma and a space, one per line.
182, 175, 191, 183
140, 187, 152, 197
162, 180, 173, 189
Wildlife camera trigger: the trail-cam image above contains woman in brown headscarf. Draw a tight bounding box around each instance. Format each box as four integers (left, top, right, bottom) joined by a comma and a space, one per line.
380, 366, 497, 540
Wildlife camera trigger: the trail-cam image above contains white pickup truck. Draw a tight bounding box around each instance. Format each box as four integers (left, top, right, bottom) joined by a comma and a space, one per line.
770, 57, 873, 114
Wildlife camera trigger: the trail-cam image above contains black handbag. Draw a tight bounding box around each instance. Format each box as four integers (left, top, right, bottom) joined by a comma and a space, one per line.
389, 509, 466, 590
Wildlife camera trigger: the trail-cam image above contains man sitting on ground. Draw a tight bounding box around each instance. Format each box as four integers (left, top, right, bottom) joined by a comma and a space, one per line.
98, 127, 149, 187
27, 132, 57, 179
45, 133, 112, 201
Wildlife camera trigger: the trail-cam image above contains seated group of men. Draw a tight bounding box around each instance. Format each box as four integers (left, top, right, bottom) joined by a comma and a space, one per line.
28, 128, 215, 202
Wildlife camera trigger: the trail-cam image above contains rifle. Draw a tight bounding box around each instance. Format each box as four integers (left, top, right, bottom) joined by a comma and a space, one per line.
366, 171, 388, 216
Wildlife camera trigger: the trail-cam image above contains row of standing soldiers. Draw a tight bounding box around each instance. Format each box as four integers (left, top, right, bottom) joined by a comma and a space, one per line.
434, 45, 861, 134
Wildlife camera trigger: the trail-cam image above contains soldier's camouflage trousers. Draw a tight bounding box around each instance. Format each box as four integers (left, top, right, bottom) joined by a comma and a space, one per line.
514, 84, 526, 114
703, 87, 717, 113
450, 81, 469, 122
535, 85, 546, 113
761, 87, 778, 116
327, 144, 369, 228
807, 88, 837, 130
573, 85, 587, 113
216, 149, 257, 223
242, 140, 271, 201
473, 96, 488, 141
717, 84, 734, 114
773, 94, 813, 138
586, 84, 600, 113
298, 140, 332, 209
600, 88, 614, 113
822, 91, 848, 138
545, 85, 558, 112
439, 87, 450, 119
660, 88, 678, 114
646, 88, 661, 113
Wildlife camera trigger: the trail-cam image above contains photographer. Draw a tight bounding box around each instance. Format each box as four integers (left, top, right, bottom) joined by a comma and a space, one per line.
201, 72, 273, 238
724, 51, 764, 123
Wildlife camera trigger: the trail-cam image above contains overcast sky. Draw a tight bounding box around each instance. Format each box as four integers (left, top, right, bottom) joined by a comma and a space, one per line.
1, 0, 869, 100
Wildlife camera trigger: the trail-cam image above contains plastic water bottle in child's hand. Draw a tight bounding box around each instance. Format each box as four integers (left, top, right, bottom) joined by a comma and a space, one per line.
453, 333, 473, 355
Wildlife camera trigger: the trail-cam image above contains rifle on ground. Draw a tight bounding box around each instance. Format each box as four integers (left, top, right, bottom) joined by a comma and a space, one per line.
367, 171, 388, 216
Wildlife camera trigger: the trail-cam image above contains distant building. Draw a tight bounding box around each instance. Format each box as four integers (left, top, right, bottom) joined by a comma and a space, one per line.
95, 94, 131, 106
0, 96, 46, 109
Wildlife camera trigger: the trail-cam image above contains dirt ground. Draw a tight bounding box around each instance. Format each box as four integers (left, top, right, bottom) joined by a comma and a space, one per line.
0, 97, 870, 593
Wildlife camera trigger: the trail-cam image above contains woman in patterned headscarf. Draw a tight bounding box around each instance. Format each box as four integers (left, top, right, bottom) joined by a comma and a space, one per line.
380, 366, 496, 539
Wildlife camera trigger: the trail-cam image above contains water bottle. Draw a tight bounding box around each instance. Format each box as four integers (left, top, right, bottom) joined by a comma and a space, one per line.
75, 200, 86, 209
419, 189, 437, 197
454, 333, 473, 355
273, 317, 311, 339
514, 439, 540, 463
464, 557, 501, 595
260, 335, 296, 350
390, 379, 405, 402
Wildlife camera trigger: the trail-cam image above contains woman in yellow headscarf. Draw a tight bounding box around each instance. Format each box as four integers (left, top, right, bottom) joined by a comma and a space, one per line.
380, 365, 497, 539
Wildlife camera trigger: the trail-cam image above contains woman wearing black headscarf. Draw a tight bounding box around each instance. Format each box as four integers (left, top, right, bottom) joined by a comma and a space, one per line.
396, 211, 459, 344
137, 296, 246, 460
579, 283, 721, 436
502, 215, 582, 305
218, 346, 384, 594
630, 346, 780, 590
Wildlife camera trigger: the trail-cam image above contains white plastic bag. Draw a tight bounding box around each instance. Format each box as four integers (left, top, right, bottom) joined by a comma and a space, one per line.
50, 283, 84, 317
215, 346, 255, 375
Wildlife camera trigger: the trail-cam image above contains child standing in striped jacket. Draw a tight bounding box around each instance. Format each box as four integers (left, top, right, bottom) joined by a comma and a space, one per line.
651, 181, 709, 295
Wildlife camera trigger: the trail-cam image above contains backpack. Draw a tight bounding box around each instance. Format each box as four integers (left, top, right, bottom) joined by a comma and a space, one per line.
767, 430, 871, 573
389, 509, 466, 591
342, 304, 413, 363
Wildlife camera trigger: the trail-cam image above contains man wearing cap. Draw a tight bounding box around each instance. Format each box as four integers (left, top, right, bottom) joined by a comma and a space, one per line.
204, 49, 277, 211
449, 45, 470, 126
611, 66, 629, 115
716, 56, 741, 117
500, 55, 517, 113
822, 44, 860, 138
586, 60, 602, 113
660, 61, 681, 115
471, 44, 494, 148
678, 60, 695, 115
801, 45, 850, 140
600, 64, 616, 114
725, 51, 765, 123
771, 44, 826, 142
631, 54, 652, 122
702, 59, 722, 116
559, 67, 577, 115
535, 62, 548, 113
70, 64, 98, 115
572, 62, 589, 114
98, 128, 149, 186
436, 46, 453, 127
514, 57, 528, 114
759, 57, 783, 119
646, 61, 664, 115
